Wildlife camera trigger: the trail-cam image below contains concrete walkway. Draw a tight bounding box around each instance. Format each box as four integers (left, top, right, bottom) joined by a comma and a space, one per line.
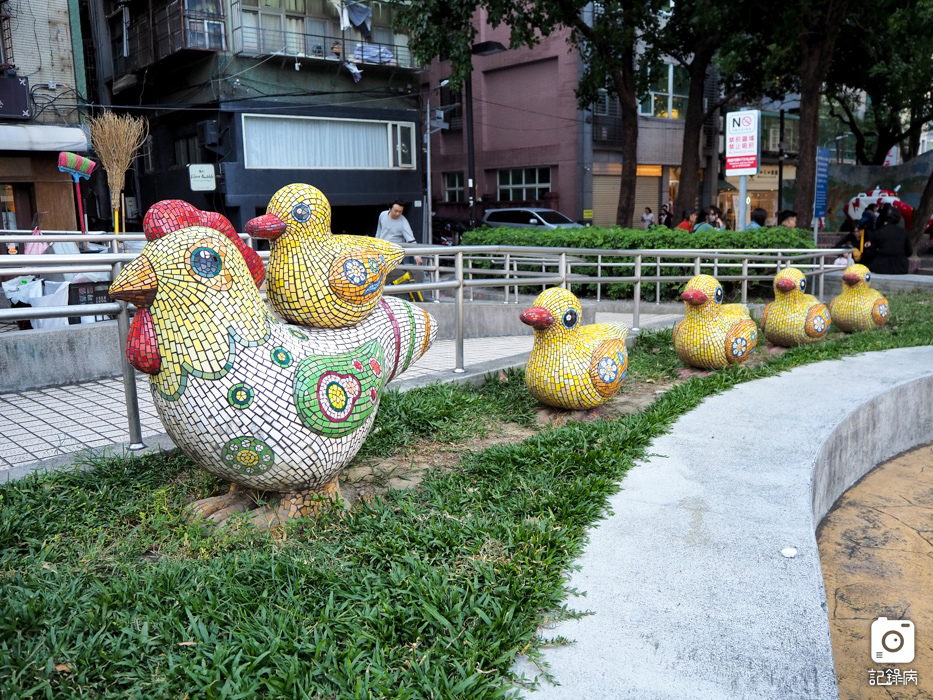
0, 309, 679, 481
515, 346, 933, 700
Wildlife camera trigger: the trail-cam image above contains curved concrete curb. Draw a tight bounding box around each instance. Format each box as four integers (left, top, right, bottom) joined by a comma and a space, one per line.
516, 346, 933, 700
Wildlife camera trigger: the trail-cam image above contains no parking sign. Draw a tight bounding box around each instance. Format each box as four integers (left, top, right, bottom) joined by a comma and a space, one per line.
725, 110, 760, 177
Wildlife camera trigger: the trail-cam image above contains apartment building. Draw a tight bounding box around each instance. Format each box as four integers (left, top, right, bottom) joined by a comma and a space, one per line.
82, 0, 424, 237
0, 0, 90, 239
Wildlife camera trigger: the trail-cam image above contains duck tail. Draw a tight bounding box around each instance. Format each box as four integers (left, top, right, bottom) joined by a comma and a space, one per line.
376, 296, 438, 381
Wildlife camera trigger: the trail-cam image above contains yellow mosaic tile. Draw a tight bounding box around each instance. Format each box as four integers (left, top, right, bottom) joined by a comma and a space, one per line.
828, 264, 890, 332
673, 274, 758, 369
520, 287, 628, 410
245, 183, 405, 328
760, 268, 831, 347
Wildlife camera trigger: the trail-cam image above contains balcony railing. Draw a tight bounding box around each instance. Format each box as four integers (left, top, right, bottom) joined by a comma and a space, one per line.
115, 0, 224, 77
232, 26, 416, 69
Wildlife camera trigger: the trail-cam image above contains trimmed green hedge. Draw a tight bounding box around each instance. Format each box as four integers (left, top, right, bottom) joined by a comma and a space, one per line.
461, 225, 816, 301
461, 224, 814, 250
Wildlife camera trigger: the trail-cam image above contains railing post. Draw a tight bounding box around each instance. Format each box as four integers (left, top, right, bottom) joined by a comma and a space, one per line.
467, 257, 474, 302
454, 250, 465, 373
818, 253, 825, 301
596, 254, 602, 301
694, 256, 701, 276
559, 252, 567, 289
633, 254, 642, 330
741, 258, 749, 304
503, 253, 511, 304
656, 256, 661, 303
432, 253, 440, 303
113, 261, 145, 450
713, 255, 719, 278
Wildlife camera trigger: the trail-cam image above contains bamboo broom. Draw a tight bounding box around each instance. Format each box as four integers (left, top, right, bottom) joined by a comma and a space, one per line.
87, 112, 148, 249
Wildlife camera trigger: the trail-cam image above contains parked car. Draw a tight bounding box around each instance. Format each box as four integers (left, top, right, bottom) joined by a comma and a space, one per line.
431, 216, 472, 246
482, 208, 584, 230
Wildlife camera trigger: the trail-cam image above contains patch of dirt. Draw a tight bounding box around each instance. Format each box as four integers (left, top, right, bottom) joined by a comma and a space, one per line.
339, 422, 537, 507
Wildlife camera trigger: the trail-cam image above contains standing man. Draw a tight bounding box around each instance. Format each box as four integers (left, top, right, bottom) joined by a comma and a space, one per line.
376, 200, 422, 282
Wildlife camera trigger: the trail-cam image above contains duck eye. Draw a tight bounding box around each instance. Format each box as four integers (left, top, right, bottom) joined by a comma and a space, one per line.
714, 287, 723, 304
799, 278, 806, 292
562, 309, 578, 328
864, 273, 871, 283
191, 247, 222, 278
292, 203, 311, 222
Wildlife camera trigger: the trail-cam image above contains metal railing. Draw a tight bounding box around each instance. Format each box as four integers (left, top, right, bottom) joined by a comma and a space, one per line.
0, 229, 852, 450
231, 26, 416, 69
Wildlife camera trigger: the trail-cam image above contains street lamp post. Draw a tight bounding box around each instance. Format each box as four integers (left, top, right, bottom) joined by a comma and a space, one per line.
424, 79, 449, 245
464, 41, 507, 227
824, 133, 852, 163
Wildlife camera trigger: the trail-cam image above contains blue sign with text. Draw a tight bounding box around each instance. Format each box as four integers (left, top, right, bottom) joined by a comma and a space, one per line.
814, 147, 830, 219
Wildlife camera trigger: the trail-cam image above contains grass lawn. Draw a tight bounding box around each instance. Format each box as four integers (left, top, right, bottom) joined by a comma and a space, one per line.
2, 290, 932, 699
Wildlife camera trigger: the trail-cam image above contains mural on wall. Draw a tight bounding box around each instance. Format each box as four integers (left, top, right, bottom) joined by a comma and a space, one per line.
110, 199, 436, 530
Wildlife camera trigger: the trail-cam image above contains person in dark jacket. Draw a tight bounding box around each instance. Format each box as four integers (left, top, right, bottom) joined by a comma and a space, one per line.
869, 204, 912, 274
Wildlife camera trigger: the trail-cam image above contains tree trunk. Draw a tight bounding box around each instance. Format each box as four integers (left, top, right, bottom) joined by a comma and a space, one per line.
673, 46, 715, 222
794, 42, 825, 226
611, 51, 638, 226
909, 166, 933, 261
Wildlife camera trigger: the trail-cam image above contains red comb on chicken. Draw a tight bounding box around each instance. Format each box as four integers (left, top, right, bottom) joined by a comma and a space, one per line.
142, 200, 265, 288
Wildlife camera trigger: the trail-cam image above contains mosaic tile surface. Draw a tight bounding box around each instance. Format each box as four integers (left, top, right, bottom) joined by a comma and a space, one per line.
520, 287, 628, 410
673, 274, 757, 370
109, 224, 436, 500
828, 264, 889, 333
245, 183, 405, 328
759, 268, 831, 347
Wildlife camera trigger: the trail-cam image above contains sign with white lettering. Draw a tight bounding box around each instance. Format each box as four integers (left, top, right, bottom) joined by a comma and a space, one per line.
188, 164, 216, 192
725, 110, 760, 176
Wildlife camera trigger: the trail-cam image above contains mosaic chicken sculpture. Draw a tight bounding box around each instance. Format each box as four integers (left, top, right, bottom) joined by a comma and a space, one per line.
828, 263, 890, 332
246, 183, 405, 328
520, 287, 628, 410
673, 274, 758, 370
759, 267, 831, 347
109, 224, 436, 528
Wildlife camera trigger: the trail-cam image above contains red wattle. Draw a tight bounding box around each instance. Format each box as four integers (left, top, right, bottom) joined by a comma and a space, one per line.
127, 308, 161, 374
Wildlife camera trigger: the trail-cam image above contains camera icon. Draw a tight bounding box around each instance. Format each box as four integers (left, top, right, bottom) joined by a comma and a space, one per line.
871, 617, 915, 663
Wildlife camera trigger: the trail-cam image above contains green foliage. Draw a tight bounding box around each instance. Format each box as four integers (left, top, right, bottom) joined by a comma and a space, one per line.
1, 291, 932, 697
461, 225, 815, 301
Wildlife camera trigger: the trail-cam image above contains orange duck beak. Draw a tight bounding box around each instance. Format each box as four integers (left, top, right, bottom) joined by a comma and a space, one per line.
520, 306, 554, 330
246, 213, 287, 241
681, 289, 708, 305
843, 273, 861, 286
775, 278, 796, 292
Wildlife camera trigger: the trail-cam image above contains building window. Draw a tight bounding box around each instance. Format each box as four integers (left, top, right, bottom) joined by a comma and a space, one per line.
240, 0, 337, 55
498, 168, 550, 202
764, 116, 799, 153
174, 135, 201, 166
639, 64, 689, 120
242, 114, 417, 169
0, 7, 13, 67
444, 172, 464, 202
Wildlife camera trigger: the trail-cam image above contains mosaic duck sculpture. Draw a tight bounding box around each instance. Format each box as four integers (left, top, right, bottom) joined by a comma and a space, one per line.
246, 183, 405, 328
828, 263, 890, 332
109, 224, 436, 528
673, 274, 757, 370
759, 267, 831, 347
520, 287, 628, 410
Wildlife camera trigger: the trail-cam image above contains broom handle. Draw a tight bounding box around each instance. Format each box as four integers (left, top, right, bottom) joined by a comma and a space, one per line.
74, 178, 87, 236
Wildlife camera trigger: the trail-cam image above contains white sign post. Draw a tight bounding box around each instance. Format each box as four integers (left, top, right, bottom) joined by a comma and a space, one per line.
725, 110, 760, 231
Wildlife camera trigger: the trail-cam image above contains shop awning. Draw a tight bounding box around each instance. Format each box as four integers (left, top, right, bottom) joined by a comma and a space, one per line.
0, 124, 90, 152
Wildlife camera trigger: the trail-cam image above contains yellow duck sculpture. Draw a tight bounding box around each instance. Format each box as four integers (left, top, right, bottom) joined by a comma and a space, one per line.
828, 263, 890, 332
673, 274, 758, 370
520, 287, 628, 410
246, 183, 405, 328
759, 267, 831, 347
109, 224, 436, 528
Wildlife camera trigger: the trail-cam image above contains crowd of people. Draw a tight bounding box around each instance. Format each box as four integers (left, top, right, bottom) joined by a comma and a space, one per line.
835, 202, 913, 274
646, 205, 799, 233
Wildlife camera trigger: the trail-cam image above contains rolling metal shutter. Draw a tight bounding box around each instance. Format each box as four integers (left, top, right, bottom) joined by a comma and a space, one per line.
594, 175, 661, 227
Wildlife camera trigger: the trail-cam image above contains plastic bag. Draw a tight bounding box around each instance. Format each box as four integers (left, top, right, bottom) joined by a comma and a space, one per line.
2, 276, 42, 304
30, 280, 70, 329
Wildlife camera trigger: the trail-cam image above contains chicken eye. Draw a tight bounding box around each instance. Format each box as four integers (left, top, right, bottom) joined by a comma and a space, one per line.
799, 278, 806, 292
191, 247, 222, 278
714, 287, 723, 304
292, 203, 311, 222
562, 309, 578, 328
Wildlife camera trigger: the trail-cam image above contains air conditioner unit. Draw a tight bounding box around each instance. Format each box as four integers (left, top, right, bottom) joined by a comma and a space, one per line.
197, 120, 220, 147
0, 75, 30, 120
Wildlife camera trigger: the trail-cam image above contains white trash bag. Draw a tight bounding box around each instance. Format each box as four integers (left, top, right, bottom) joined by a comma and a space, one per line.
30, 280, 71, 329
